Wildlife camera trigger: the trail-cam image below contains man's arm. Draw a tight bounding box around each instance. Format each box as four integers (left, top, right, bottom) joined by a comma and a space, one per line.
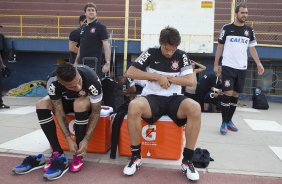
214, 43, 224, 75
193, 61, 206, 73
103, 40, 111, 63
168, 74, 195, 87
126, 66, 170, 89
0, 55, 5, 69
74, 47, 80, 65
51, 99, 78, 152
126, 66, 160, 81
249, 47, 264, 75
102, 40, 111, 73
77, 101, 101, 156
69, 41, 79, 53
51, 99, 69, 137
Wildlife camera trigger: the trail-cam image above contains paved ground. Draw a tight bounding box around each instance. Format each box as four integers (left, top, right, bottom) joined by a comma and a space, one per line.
0, 96, 282, 183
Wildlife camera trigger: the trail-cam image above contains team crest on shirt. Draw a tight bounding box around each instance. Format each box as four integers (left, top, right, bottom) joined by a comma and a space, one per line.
90, 28, 96, 33
224, 80, 231, 87
171, 60, 179, 71
244, 30, 249, 37
79, 90, 86, 96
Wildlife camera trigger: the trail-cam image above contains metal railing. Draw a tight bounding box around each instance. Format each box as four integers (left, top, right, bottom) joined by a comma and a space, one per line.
0, 14, 281, 46
0, 14, 141, 40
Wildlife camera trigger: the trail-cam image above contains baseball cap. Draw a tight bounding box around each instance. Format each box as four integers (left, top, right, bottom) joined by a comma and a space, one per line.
79, 15, 86, 22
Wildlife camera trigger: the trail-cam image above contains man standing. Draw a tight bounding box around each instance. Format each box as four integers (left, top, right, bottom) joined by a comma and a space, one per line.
123, 26, 201, 181
0, 54, 9, 109
13, 63, 102, 180
214, 3, 264, 135
69, 14, 86, 64
75, 2, 111, 78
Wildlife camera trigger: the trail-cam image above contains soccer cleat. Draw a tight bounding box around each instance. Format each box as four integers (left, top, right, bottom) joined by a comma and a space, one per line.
123, 156, 142, 176
43, 151, 61, 172
181, 161, 199, 181
43, 155, 69, 181
220, 122, 228, 135
70, 155, 84, 172
227, 121, 238, 132
12, 154, 46, 174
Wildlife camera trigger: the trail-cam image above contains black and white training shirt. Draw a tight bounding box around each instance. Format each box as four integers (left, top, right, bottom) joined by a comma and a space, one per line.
132, 47, 193, 96
218, 23, 257, 70
47, 65, 103, 103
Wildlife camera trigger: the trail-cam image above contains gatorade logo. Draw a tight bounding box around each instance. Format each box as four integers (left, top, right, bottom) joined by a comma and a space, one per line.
142, 125, 156, 141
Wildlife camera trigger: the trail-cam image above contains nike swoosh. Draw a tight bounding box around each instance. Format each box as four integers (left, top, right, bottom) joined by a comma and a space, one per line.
73, 163, 83, 169
155, 61, 160, 64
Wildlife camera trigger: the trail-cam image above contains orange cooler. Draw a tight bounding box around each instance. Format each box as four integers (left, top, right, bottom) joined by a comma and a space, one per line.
119, 115, 183, 160
54, 106, 113, 153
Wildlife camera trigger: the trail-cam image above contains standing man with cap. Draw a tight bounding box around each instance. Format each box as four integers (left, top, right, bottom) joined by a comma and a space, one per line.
75, 2, 111, 78
69, 14, 86, 64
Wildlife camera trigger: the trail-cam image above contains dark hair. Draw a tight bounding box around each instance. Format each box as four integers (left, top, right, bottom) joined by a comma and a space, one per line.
84, 2, 97, 12
159, 26, 181, 46
235, 3, 247, 13
56, 63, 77, 82
79, 14, 86, 23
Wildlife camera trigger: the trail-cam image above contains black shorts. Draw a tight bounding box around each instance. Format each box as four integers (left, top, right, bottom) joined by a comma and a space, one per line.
62, 98, 74, 114
142, 95, 187, 127
221, 66, 246, 93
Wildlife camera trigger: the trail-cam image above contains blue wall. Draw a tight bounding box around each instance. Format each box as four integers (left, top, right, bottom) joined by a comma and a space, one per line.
3, 52, 68, 89
2, 38, 282, 90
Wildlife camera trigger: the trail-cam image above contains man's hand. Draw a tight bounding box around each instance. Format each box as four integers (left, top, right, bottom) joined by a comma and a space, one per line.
102, 62, 110, 73
257, 63, 264, 76
157, 75, 170, 89
0, 64, 6, 69
213, 64, 220, 76
77, 139, 89, 156
66, 136, 78, 154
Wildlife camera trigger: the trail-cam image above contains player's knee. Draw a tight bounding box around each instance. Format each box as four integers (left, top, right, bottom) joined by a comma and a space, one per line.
189, 100, 201, 117
36, 98, 49, 109
128, 100, 143, 115
74, 99, 89, 111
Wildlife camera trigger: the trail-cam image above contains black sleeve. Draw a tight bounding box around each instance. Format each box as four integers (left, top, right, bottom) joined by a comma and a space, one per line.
47, 80, 62, 100
131, 48, 153, 71
87, 77, 103, 103
218, 25, 228, 44
99, 24, 109, 41
69, 29, 80, 43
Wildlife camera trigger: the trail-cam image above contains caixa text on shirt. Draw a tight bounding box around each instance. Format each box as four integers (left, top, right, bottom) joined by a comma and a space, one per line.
230, 37, 249, 44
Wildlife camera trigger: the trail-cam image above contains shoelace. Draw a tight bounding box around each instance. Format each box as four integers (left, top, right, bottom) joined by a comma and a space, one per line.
128, 157, 140, 167
73, 156, 82, 165
22, 156, 37, 166
49, 158, 65, 171
187, 162, 196, 173
48, 152, 60, 164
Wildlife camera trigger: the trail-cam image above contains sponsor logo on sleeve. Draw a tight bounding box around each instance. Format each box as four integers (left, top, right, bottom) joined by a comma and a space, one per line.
136, 51, 151, 65
48, 83, 56, 96
89, 85, 99, 96
219, 29, 225, 40
183, 54, 189, 67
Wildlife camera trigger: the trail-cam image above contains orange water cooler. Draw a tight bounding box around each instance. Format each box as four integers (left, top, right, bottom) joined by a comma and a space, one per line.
118, 115, 183, 160
54, 106, 113, 153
